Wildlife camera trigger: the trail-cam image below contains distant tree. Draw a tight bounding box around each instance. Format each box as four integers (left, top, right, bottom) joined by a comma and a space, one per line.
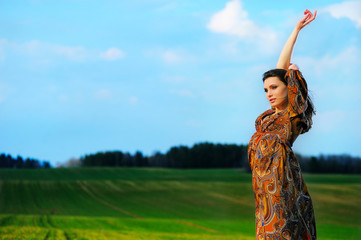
43, 161, 52, 168
308, 157, 320, 173
148, 151, 166, 167
163, 142, 247, 169
123, 153, 134, 167
134, 151, 148, 167
114, 151, 123, 167
24, 158, 40, 168
166, 145, 190, 168
60, 158, 82, 167
15, 156, 24, 168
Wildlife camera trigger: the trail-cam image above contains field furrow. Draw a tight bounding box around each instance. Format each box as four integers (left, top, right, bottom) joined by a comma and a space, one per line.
0, 168, 360, 239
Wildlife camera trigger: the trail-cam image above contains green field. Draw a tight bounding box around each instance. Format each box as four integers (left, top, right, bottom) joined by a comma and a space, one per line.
0, 168, 360, 239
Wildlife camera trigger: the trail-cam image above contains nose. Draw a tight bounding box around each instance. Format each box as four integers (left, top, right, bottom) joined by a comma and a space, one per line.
267, 90, 272, 99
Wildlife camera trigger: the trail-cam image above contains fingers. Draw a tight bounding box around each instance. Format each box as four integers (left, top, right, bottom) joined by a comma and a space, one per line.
302, 9, 317, 27
310, 10, 317, 21
306, 10, 316, 23
297, 9, 316, 30
300, 14, 309, 23
301, 10, 312, 23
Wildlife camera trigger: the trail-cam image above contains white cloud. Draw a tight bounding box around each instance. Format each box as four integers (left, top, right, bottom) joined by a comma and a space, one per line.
162, 50, 183, 64
94, 89, 112, 100
0, 39, 125, 62
323, 0, 361, 28
53, 45, 89, 61
129, 96, 138, 104
207, 0, 277, 42
100, 47, 125, 61
58, 94, 69, 102
294, 45, 361, 78
162, 75, 186, 83
17, 40, 90, 62
169, 89, 195, 98
146, 48, 195, 65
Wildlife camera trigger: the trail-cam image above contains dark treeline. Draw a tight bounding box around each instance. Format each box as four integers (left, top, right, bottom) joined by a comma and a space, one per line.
82, 143, 249, 169
0, 154, 51, 169
3, 143, 361, 174
79, 142, 361, 174
297, 154, 361, 174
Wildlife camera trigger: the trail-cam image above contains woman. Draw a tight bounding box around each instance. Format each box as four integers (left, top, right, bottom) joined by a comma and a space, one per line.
248, 10, 317, 239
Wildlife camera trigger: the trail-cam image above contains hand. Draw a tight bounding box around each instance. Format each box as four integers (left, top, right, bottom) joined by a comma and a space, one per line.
296, 9, 317, 31
289, 63, 299, 70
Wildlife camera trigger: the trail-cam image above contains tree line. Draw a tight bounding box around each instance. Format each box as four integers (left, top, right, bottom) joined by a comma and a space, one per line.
80, 142, 248, 169
296, 154, 361, 174
2, 142, 361, 174
78, 142, 361, 174
0, 154, 51, 169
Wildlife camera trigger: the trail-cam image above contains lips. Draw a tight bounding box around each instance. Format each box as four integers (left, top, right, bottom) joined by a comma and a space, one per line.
269, 98, 275, 103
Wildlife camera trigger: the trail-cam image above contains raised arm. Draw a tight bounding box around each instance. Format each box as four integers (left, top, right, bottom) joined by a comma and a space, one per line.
277, 9, 317, 70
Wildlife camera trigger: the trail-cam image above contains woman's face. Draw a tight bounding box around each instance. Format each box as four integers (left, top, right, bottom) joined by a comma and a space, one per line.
263, 76, 288, 112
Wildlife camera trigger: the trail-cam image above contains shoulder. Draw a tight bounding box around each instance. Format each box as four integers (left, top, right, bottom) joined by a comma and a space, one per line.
256, 109, 274, 120
255, 109, 274, 128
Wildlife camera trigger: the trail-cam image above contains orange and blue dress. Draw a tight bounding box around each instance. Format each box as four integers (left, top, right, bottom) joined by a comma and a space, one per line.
248, 69, 317, 239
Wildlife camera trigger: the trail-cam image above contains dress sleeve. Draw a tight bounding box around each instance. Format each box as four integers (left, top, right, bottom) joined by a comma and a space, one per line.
286, 69, 309, 118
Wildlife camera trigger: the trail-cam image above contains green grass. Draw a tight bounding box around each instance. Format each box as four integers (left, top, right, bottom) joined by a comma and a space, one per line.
0, 168, 360, 239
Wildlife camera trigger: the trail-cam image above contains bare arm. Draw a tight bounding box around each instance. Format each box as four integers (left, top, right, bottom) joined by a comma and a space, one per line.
277, 9, 317, 70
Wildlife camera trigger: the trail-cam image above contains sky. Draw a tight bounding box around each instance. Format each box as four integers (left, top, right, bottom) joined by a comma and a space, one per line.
1, 0, 360, 166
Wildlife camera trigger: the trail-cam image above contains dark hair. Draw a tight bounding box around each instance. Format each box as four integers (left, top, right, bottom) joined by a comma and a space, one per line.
262, 68, 287, 84
262, 68, 316, 133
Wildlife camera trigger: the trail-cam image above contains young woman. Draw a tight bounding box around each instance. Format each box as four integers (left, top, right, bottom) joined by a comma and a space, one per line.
248, 10, 317, 239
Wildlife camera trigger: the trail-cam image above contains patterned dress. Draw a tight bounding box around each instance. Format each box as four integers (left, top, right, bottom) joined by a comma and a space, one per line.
248, 70, 317, 240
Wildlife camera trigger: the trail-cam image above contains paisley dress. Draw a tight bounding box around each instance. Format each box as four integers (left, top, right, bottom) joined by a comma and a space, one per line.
248, 69, 317, 240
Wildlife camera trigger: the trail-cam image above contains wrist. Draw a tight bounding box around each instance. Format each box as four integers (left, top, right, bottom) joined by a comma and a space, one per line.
293, 26, 301, 33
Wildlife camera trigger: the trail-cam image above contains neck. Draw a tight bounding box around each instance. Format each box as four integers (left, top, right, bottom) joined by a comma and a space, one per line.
274, 103, 288, 114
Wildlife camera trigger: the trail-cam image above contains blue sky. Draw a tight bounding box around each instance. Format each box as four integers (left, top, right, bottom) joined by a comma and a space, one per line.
1, 0, 360, 166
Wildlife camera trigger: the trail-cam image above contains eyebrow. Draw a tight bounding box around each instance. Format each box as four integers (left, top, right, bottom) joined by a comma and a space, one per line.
265, 84, 277, 88
264, 83, 278, 91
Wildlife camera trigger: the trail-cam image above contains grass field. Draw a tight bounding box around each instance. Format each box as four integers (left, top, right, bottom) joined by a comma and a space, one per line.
0, 168, 360, 239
